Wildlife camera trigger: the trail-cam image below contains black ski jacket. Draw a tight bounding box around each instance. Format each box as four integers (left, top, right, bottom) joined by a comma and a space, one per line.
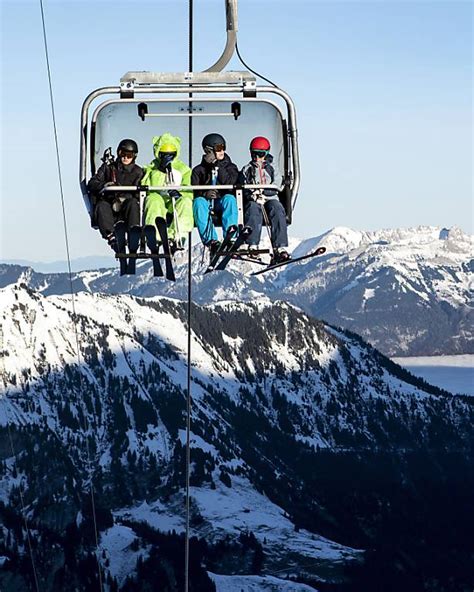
191, 153, 239, 198
88, 159, 144, 202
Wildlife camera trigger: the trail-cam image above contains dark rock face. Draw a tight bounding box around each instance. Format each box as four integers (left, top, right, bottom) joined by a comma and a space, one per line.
304, 257, 474, 356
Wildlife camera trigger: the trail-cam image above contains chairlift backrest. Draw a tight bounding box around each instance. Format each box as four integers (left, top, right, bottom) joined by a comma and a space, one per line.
80, 71, 299, 225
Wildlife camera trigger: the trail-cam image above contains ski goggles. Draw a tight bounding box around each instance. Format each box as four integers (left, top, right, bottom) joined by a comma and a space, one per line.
251, 150, 268, 158
119, 151, 135, 159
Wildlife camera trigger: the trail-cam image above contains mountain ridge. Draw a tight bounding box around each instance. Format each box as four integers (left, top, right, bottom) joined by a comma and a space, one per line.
1, 224, 471, 356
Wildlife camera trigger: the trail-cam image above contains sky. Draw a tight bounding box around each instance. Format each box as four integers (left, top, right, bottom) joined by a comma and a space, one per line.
1, 0, 472, 263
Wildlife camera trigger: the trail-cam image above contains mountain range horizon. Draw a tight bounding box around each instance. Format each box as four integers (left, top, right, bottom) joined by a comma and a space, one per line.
1, 224, 471, 358
2, 223, 469, 273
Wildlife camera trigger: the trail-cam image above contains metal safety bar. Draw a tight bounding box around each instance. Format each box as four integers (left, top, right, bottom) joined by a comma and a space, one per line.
138, 113, 235, 118
102, 184, 278, 227
101, 184, 281, 192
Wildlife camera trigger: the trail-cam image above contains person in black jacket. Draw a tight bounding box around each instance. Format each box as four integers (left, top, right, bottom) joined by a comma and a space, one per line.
88, 139, 143, 249
191, 133, 239, 253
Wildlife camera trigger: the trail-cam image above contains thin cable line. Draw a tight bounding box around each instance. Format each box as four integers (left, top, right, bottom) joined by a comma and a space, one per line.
185, 234, 193, 592
39, 2, 103, 590
260, 200, 274, 250
236, 41, 278, 88
185, 0, 193, 589
1, 321, 41, 590
6, 420, 42, 591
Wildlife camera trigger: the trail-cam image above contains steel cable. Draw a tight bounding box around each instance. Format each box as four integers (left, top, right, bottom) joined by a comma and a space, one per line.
185, 0, 194, 590
39, 1, 103, 589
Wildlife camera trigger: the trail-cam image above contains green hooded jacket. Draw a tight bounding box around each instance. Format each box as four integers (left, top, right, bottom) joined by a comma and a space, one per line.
141, 133, 192, 200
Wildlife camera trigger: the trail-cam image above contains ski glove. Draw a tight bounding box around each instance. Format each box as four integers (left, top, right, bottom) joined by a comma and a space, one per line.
252, 189, 266, 204
101, 181, 116, 194
205, 189, 219, 200
168, 189, 181, 200
203, 151, 217, 165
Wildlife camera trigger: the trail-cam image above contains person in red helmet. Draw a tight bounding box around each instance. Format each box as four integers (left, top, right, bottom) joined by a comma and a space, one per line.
239, 136, 290, 264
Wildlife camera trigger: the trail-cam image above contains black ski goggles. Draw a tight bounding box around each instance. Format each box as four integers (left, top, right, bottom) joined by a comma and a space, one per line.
251, 150, 268, 158
119, 151, 135, 159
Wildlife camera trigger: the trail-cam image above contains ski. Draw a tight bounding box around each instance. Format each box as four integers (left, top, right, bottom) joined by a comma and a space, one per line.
233, 255, 266, 265
251, 246, 327, 276
114, 221, 128, 276
127, 225, 142, 275
204, 225, 238, 273
144, 225, 163, 278
155, 217, 175, 282
232, 247, 270, 265
215, 226, 252, 271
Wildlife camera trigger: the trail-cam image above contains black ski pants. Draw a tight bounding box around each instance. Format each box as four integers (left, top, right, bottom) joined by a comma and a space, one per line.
95, 197, 140, 238
244, 199, 288, 248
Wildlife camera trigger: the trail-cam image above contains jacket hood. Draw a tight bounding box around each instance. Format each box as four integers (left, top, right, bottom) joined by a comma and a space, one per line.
152, 133, 182, 159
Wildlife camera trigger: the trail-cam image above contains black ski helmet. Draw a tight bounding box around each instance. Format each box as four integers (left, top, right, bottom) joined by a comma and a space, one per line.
117, 139, 138, 155
202, 133, 226, 151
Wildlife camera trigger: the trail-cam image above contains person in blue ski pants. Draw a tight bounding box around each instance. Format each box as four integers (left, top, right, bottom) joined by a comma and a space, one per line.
191, 133, 239, 257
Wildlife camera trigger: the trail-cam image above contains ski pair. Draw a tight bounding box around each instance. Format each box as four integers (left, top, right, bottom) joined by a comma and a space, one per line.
154, 216, 175, 282
114, 217, 175, 281
143, 217, 175, 281
114, 221, 141, 276
251, 246, 327, 276
205, 225, 252, 273
143, 218, 175, 282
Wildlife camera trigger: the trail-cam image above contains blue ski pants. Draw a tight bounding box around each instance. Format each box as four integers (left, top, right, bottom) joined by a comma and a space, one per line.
193, 194, 238, 245
245, 199, 288, 248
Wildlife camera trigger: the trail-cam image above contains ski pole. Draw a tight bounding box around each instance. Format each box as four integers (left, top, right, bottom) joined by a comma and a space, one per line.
166, 165, 183, 248
259, 195, 274, 253
171, 194, 182, 247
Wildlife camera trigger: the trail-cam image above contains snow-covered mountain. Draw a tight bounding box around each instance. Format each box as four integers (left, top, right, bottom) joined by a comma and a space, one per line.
0, 281, 473, 590
2, 225, 471, 356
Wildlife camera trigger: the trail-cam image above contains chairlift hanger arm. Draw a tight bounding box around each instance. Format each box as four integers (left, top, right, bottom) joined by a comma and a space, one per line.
203, 0, 238, 73
80, 2, 300, 213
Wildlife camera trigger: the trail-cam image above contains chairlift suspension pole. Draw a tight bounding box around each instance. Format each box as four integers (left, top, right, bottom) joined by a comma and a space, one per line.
185, 0, 194, 588
204, 0, 238, 72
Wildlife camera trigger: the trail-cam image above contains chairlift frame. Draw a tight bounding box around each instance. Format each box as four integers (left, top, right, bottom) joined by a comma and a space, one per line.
80, 72, 300, 225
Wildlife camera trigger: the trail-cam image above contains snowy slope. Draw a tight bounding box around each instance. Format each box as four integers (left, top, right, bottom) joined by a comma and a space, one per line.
0, 281, 473, 589
1, 225, 471, 356
209, 573, 318, 591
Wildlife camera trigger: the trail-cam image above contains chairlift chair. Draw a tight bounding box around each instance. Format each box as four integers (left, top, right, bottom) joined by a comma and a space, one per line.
79, 0, 300, 275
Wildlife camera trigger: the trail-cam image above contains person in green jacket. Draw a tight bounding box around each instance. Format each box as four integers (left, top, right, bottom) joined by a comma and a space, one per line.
142, 133, 193, 251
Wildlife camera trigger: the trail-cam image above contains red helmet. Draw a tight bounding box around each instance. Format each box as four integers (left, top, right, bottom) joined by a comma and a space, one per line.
250, 136, 270, 151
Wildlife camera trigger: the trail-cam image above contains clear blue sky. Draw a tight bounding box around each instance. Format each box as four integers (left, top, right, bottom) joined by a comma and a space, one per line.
1, 0, 472, 262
